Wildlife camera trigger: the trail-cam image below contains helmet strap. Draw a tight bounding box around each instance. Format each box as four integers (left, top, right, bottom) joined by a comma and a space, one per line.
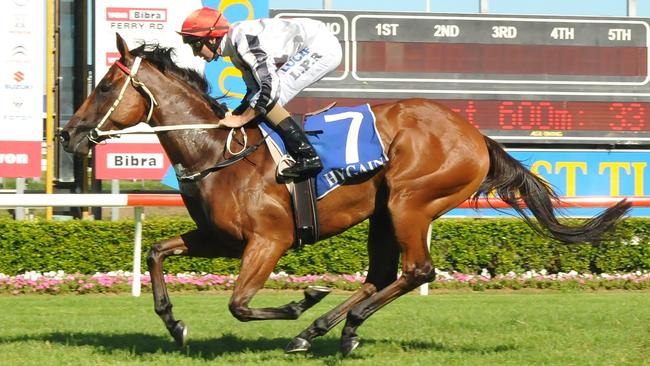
206, 38, 221, 61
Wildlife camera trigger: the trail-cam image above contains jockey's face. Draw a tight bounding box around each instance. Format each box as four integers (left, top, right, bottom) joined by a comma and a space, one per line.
202, 38, 222, 62
200, 44, 215, 61
184, 36, 218, 62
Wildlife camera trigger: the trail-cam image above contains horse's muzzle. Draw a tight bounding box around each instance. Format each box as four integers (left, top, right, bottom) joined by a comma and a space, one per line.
58, 129, 70, 149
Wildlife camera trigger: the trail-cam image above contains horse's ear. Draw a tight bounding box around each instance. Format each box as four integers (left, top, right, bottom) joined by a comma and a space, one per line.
115, 33, 132, 60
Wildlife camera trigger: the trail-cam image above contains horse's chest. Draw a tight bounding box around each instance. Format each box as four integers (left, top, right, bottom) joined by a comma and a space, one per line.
180, 183, 240, 238
180, 171, 288, 241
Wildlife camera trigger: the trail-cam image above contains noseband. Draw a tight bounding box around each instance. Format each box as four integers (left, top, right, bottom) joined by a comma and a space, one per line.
88, 56, 159, 143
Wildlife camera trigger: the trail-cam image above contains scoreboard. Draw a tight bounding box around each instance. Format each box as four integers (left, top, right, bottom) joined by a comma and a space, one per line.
271, 10, 650, 145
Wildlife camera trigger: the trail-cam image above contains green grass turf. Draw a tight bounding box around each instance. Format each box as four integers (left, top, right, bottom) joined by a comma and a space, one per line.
0, 291, 648, 365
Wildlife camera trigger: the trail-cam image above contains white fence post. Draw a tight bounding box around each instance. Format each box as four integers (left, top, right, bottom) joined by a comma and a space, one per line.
15, 178, 26, 220
132, 206, 144, 297
111, 179, 120, 221
420, 223, 433, 296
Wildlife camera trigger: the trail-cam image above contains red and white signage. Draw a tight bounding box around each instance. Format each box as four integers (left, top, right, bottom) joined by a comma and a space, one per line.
105, 7, 168, 22
94, 0, 203, 81
0, 141, 41, 177
93, 0, 202, 179
0, 0, 45, 177
94, 142, 171, 179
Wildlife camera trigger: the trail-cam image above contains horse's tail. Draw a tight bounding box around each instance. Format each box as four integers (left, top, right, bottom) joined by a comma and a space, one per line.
471, 136, 631, 243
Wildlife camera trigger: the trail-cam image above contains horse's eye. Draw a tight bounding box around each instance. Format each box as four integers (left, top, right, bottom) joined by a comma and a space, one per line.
99, 81, 112, 93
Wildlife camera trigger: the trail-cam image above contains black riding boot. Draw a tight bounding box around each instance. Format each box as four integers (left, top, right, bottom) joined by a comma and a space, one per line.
276, 117, 323, 178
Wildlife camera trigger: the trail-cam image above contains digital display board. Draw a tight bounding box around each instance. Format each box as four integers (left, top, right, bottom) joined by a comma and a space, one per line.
290, 97, 648, 141
271, 10, 650, 144
355, 42, 646, 78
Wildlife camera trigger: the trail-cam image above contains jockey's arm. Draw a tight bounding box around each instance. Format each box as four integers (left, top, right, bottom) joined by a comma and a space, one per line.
218, 103, 290, 128
218, 106, 260, 128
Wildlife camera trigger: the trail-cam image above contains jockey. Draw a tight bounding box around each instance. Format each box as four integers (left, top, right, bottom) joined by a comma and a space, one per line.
178, 7, 342, 179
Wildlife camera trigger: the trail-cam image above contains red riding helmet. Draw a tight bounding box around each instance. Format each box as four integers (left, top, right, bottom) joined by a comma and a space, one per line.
178, 7, 230, 38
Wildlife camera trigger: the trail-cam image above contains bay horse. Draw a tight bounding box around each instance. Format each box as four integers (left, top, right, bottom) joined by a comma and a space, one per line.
60, 34, 630, 356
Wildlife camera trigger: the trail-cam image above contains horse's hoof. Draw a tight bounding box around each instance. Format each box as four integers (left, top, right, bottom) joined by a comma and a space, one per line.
285, 337, 312, 353
340, 336, 360, 357
171, 320, 188, 347
305, 285, 332, 302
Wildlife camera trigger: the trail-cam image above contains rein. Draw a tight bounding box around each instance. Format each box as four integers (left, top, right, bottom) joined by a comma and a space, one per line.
89, 56, 269, 181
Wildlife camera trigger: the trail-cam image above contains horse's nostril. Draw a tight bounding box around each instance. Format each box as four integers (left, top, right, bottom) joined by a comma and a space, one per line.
59, 130, 70, 143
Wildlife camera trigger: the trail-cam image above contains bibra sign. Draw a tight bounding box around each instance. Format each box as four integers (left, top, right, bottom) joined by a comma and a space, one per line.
106, 153, 165, 169
94, 0, 204, 79
94, 142, 171, 179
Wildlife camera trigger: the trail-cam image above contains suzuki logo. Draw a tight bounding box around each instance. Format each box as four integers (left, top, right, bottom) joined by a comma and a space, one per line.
11, 46, 27, 59
13, 71, 24, 82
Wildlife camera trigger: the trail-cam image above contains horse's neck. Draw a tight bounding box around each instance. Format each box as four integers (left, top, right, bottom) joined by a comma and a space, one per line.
155, 120, 268, 179
152, 82, 227, 172
162, 129, 223, 168
140, 68, 257, 176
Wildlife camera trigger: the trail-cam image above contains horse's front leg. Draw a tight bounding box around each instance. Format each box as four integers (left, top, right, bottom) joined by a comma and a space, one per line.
147, 229, 236, 346
147, 235, 188, 346
228, 235, 331, 321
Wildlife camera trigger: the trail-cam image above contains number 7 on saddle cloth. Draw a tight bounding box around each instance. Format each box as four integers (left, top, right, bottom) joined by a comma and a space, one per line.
259, 103, 389, 199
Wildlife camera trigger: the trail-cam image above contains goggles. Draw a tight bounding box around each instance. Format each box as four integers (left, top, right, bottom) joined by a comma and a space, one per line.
183, 36, 205, 53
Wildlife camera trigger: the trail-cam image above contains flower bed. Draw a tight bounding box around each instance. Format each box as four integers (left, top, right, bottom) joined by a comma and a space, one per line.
433, 269, 650, 291
1, 269, 649, 295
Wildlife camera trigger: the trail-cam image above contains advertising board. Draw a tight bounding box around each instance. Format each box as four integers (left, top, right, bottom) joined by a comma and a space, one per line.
451, 149, 650, 217
0, 0, 45, 178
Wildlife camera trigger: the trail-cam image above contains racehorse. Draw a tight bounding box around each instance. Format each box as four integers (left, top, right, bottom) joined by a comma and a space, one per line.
60, 34, 631, 356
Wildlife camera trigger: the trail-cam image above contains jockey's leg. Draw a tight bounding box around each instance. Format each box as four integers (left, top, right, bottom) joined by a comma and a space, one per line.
266, 104, 323, 178
269, 29, 341, 179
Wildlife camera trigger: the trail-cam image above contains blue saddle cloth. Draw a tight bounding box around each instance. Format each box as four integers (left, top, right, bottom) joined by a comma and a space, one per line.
260, 104, 389, 199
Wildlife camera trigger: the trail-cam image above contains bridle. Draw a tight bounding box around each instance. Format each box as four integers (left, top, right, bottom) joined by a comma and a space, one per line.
88, 57, 159, 144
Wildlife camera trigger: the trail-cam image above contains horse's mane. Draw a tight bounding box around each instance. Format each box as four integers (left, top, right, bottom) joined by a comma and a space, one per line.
128, 43, 227, 118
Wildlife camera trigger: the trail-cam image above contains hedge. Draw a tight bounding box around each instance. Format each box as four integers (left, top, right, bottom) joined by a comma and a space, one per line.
0, 217, 649, 276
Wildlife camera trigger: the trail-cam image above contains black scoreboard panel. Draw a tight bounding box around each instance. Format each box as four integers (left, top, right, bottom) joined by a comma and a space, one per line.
271, 9, 650, 144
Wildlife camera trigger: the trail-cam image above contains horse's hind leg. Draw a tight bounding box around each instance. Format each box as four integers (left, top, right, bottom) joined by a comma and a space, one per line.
340, 211, 435, 356
147, 229, 236, 346
227, 235, 331, 321
286, 208, 400, 353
